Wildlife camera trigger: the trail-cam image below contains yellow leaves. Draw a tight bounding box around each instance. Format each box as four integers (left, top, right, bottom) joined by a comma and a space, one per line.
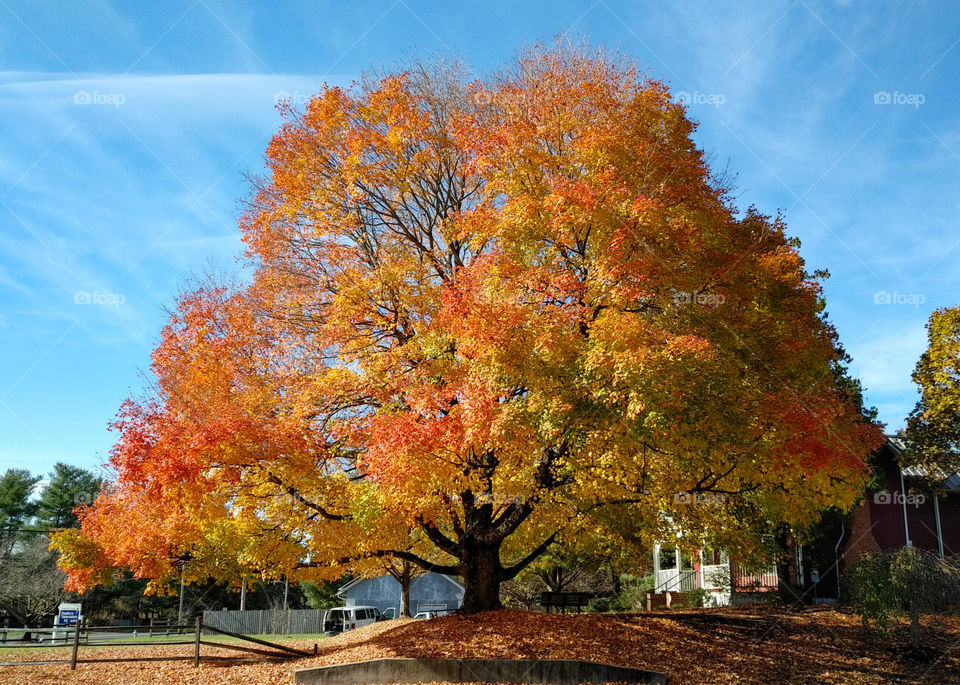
906, 306, 960, 472
58, 45, 886, 608
661, 334, 715, 361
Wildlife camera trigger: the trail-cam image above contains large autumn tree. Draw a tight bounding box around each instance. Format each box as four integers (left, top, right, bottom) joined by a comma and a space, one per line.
54, 45, 882, 613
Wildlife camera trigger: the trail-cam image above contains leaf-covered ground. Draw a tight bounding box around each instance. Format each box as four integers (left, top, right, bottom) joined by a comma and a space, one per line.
1, 605, 958, 684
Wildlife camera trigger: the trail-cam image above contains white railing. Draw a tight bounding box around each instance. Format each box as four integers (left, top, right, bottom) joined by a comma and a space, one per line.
654, 568, 697, 592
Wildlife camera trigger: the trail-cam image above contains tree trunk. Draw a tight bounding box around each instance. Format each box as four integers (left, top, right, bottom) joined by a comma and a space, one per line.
541, 567, 563, 592
410, 482, 557, 615
459, 542, 503, 614
909, 601, 921, 651
400, 568, 412, 618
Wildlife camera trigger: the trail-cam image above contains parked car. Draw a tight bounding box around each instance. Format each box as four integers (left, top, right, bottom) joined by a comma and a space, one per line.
413, 611, 438, 619
323, 606, 382, 634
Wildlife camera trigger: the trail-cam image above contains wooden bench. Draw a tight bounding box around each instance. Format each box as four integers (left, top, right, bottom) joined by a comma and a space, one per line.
539, 591, 609, 613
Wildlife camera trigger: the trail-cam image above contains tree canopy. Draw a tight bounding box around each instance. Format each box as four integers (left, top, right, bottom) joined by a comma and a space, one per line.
0, 469, 39, 532
36, 463, 103, 529
905, 305, 960, 472
52, 44, 883, 613
0, 464, 100, 626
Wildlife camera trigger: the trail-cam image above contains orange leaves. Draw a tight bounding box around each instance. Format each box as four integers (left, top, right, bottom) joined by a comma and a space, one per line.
7, 606, 960, 684
660, 334, 715, 361
57, 44, 886, 606
364, 373, 516, 488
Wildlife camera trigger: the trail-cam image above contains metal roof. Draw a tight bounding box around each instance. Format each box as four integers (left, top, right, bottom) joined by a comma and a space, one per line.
886, 435, 908, 453
887, 435, 960, 490
900, 464, 960, 491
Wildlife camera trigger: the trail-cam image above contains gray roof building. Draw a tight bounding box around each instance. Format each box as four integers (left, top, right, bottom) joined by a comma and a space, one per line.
336, 572, 464, 617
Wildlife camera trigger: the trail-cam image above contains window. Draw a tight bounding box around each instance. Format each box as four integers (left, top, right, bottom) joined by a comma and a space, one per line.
703, 548, 729, 566
659, 547, 677, 570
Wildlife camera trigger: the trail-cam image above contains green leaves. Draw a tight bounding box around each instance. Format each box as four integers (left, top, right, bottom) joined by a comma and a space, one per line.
906, 306, 960, 472
0, 468, 40, 531
36, 463, 103, 529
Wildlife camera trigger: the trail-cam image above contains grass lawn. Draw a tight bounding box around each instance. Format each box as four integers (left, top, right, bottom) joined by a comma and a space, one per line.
0, 605, 957, 683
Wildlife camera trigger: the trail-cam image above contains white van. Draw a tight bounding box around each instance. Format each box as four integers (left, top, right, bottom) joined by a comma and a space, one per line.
323, 606, 382, 633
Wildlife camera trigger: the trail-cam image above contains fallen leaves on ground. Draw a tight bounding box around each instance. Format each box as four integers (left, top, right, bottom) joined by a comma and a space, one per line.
1, 605, 957, 684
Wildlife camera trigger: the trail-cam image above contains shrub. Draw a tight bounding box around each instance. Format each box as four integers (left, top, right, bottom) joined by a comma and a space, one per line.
684, 588, 709, 608
602, 573, 654, 611
706, 567, 732, 595
847, 548, 960, 648
586, 596, 611, 613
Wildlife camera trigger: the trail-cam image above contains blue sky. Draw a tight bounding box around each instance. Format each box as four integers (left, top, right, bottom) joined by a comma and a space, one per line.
1, 0, 958, 477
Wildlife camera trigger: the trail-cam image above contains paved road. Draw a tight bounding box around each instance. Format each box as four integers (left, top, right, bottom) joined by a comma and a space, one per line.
3, 629, 193, 645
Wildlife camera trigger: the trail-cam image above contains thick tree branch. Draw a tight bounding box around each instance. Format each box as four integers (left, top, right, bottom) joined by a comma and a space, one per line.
298, 549, 459, 575
264, 472, 348, 521
417, 518, 462, 558
501, 533, 557, 581
490, 502, 533, 542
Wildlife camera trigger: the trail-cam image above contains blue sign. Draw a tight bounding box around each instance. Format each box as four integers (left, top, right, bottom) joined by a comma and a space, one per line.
58, 609, 79, 624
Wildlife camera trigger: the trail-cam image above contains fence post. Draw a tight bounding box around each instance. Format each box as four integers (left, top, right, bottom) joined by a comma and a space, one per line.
194, 616, 201, 668
70, 619, 81, 670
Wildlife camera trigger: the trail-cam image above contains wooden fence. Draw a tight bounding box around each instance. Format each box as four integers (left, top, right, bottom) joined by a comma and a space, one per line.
0, 617, 314, 670
202, 609, 329, 635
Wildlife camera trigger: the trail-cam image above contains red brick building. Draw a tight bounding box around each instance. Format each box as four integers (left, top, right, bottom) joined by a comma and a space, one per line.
843, 436, 960, 564
648, 437, 959, 607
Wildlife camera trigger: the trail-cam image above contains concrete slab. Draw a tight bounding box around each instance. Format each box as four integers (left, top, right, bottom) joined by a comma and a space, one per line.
294, 657, 668, 684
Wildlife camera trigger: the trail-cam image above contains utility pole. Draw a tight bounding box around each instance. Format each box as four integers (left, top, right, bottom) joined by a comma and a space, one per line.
240, 577, 247, 611
178, 576, 186, 626
283, 578, 291, 635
